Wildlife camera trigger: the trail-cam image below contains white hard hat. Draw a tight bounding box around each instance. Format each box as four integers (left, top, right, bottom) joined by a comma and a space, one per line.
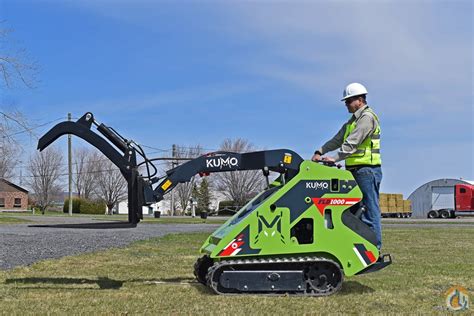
341, 83, 368, 101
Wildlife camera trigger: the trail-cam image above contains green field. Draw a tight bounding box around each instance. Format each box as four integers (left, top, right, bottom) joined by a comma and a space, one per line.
0, 226, 472, 314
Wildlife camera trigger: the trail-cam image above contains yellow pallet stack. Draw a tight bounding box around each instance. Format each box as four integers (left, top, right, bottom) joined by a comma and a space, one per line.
403, 200, 412, 213
395, 194, 404, 212
379, 193, 389, 213
379, 193, 412, 217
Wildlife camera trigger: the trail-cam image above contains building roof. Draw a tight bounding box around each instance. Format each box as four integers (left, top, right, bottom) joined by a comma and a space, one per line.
408, 178, 473, 200
0, 178, 29, 193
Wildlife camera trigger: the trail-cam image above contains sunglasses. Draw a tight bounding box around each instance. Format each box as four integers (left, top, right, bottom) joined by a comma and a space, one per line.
345, 97, 359, 104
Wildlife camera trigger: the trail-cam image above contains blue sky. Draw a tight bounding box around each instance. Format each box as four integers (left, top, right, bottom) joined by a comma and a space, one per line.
1, 0, 472, 197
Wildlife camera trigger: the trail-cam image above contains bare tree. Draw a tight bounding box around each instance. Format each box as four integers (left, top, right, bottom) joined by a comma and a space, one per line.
73, 147, 99, 199
215, 138, 265, 206
0, 145, 14, 179
27, 146, 64, 214
0, 24, 38, 89
0, 110, 29, 179
173, 145, 202, 215
1, 22, 38, 180
94, 158, 127, 215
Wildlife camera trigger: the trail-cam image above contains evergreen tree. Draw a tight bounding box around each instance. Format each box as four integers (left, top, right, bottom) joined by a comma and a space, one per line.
198, 178, 211, 212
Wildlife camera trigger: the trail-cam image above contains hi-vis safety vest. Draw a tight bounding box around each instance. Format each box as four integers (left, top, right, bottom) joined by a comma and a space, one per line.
343, 108, 381, 167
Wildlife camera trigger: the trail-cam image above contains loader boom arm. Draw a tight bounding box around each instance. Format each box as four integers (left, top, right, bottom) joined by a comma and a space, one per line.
38, 113, 304, 224
153, 149, 304, 202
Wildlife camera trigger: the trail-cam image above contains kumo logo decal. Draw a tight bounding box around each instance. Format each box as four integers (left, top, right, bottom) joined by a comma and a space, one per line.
306, 181, 329, 190
205, 156, 239, 169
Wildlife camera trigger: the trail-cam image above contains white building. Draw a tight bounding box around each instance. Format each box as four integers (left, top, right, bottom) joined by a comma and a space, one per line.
115, 190, 228, 216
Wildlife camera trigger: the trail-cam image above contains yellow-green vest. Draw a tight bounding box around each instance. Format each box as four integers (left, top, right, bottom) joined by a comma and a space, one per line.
343, 107, 381, 167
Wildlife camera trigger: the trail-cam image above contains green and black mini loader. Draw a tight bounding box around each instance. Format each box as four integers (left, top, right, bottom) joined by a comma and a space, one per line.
38, 112, 392, 296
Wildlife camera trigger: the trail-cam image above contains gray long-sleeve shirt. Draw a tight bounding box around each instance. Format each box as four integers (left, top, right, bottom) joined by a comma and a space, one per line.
318, 105, 379, 162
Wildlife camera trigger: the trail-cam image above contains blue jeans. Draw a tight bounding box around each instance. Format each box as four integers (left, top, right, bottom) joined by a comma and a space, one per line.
350, 166, 383, 250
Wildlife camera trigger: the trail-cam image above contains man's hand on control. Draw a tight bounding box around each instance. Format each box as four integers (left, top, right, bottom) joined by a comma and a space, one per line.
311, 153, 321, 161
322, 156, 336, 163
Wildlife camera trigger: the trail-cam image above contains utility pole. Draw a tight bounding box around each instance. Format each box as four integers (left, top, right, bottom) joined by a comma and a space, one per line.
190, 198, 196, 218
19, 167, 22, 186
170, 144, 177, 216
68, 113, 73, 216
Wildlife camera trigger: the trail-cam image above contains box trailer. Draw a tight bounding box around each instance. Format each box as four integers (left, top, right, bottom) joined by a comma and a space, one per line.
427, 184, 474, 218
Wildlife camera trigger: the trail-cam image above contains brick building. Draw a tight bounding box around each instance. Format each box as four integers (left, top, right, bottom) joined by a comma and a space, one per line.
0, 179, 29, 210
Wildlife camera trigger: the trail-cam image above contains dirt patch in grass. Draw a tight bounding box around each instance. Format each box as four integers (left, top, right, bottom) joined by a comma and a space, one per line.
0, 227, 472, 314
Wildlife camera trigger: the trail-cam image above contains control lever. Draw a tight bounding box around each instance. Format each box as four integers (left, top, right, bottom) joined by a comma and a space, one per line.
315, 159, 342, 169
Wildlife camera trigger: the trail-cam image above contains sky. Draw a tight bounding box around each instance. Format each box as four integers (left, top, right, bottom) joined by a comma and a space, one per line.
0, 0, 472, 197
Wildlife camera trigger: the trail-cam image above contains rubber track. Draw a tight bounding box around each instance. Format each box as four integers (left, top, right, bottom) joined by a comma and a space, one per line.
206, 256, 343, 296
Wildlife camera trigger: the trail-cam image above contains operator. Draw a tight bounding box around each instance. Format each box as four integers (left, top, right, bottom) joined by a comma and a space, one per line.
311, 83, 382, 250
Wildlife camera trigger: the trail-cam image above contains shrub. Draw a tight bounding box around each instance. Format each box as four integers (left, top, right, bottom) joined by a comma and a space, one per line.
63, 197, 82, 213
63, 198, 106, 214
80, 199, 106, 215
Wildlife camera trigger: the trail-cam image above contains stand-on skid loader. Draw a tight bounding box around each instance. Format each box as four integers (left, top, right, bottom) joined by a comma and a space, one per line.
38, 112, 391, 296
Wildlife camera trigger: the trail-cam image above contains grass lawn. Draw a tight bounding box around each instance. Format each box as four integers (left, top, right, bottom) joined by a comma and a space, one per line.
140, 217, 227, 225
0, 216, 30, 224
0, 212, 228, 226
0, 210, 82, 217
0, 227, 472, 314
382, 220, 474, 225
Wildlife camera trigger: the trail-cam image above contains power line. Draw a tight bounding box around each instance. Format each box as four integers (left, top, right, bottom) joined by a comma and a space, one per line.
8, 154, 181, 170
22, 168, 123, 179
2, 113, 220, 153
1, 116, 66, 139
140, 143, 219, 153
2, 116, 217, 157
139, 144, 170, 153
18, 161, 171, 179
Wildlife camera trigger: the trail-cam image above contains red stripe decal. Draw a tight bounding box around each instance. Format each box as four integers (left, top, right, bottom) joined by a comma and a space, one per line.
365, 250, 376, 263
219, 239, 245, 257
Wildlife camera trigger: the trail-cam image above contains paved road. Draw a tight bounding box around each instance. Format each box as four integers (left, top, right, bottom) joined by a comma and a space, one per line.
0, 216, 219, 270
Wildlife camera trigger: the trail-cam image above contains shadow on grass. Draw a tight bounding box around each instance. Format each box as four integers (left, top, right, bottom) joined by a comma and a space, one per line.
5, 277, 124, 289
339, 281, 375, 295
5, 277, 369, 296
148, 277, 197, 283
5, 276, 211, 292
139, 277, 213, 293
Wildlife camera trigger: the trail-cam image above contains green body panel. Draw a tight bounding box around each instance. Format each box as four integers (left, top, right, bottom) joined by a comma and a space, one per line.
199, 160, 379, 276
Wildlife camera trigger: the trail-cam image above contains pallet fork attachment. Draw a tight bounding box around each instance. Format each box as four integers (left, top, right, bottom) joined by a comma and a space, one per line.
38, 112, 304, 225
